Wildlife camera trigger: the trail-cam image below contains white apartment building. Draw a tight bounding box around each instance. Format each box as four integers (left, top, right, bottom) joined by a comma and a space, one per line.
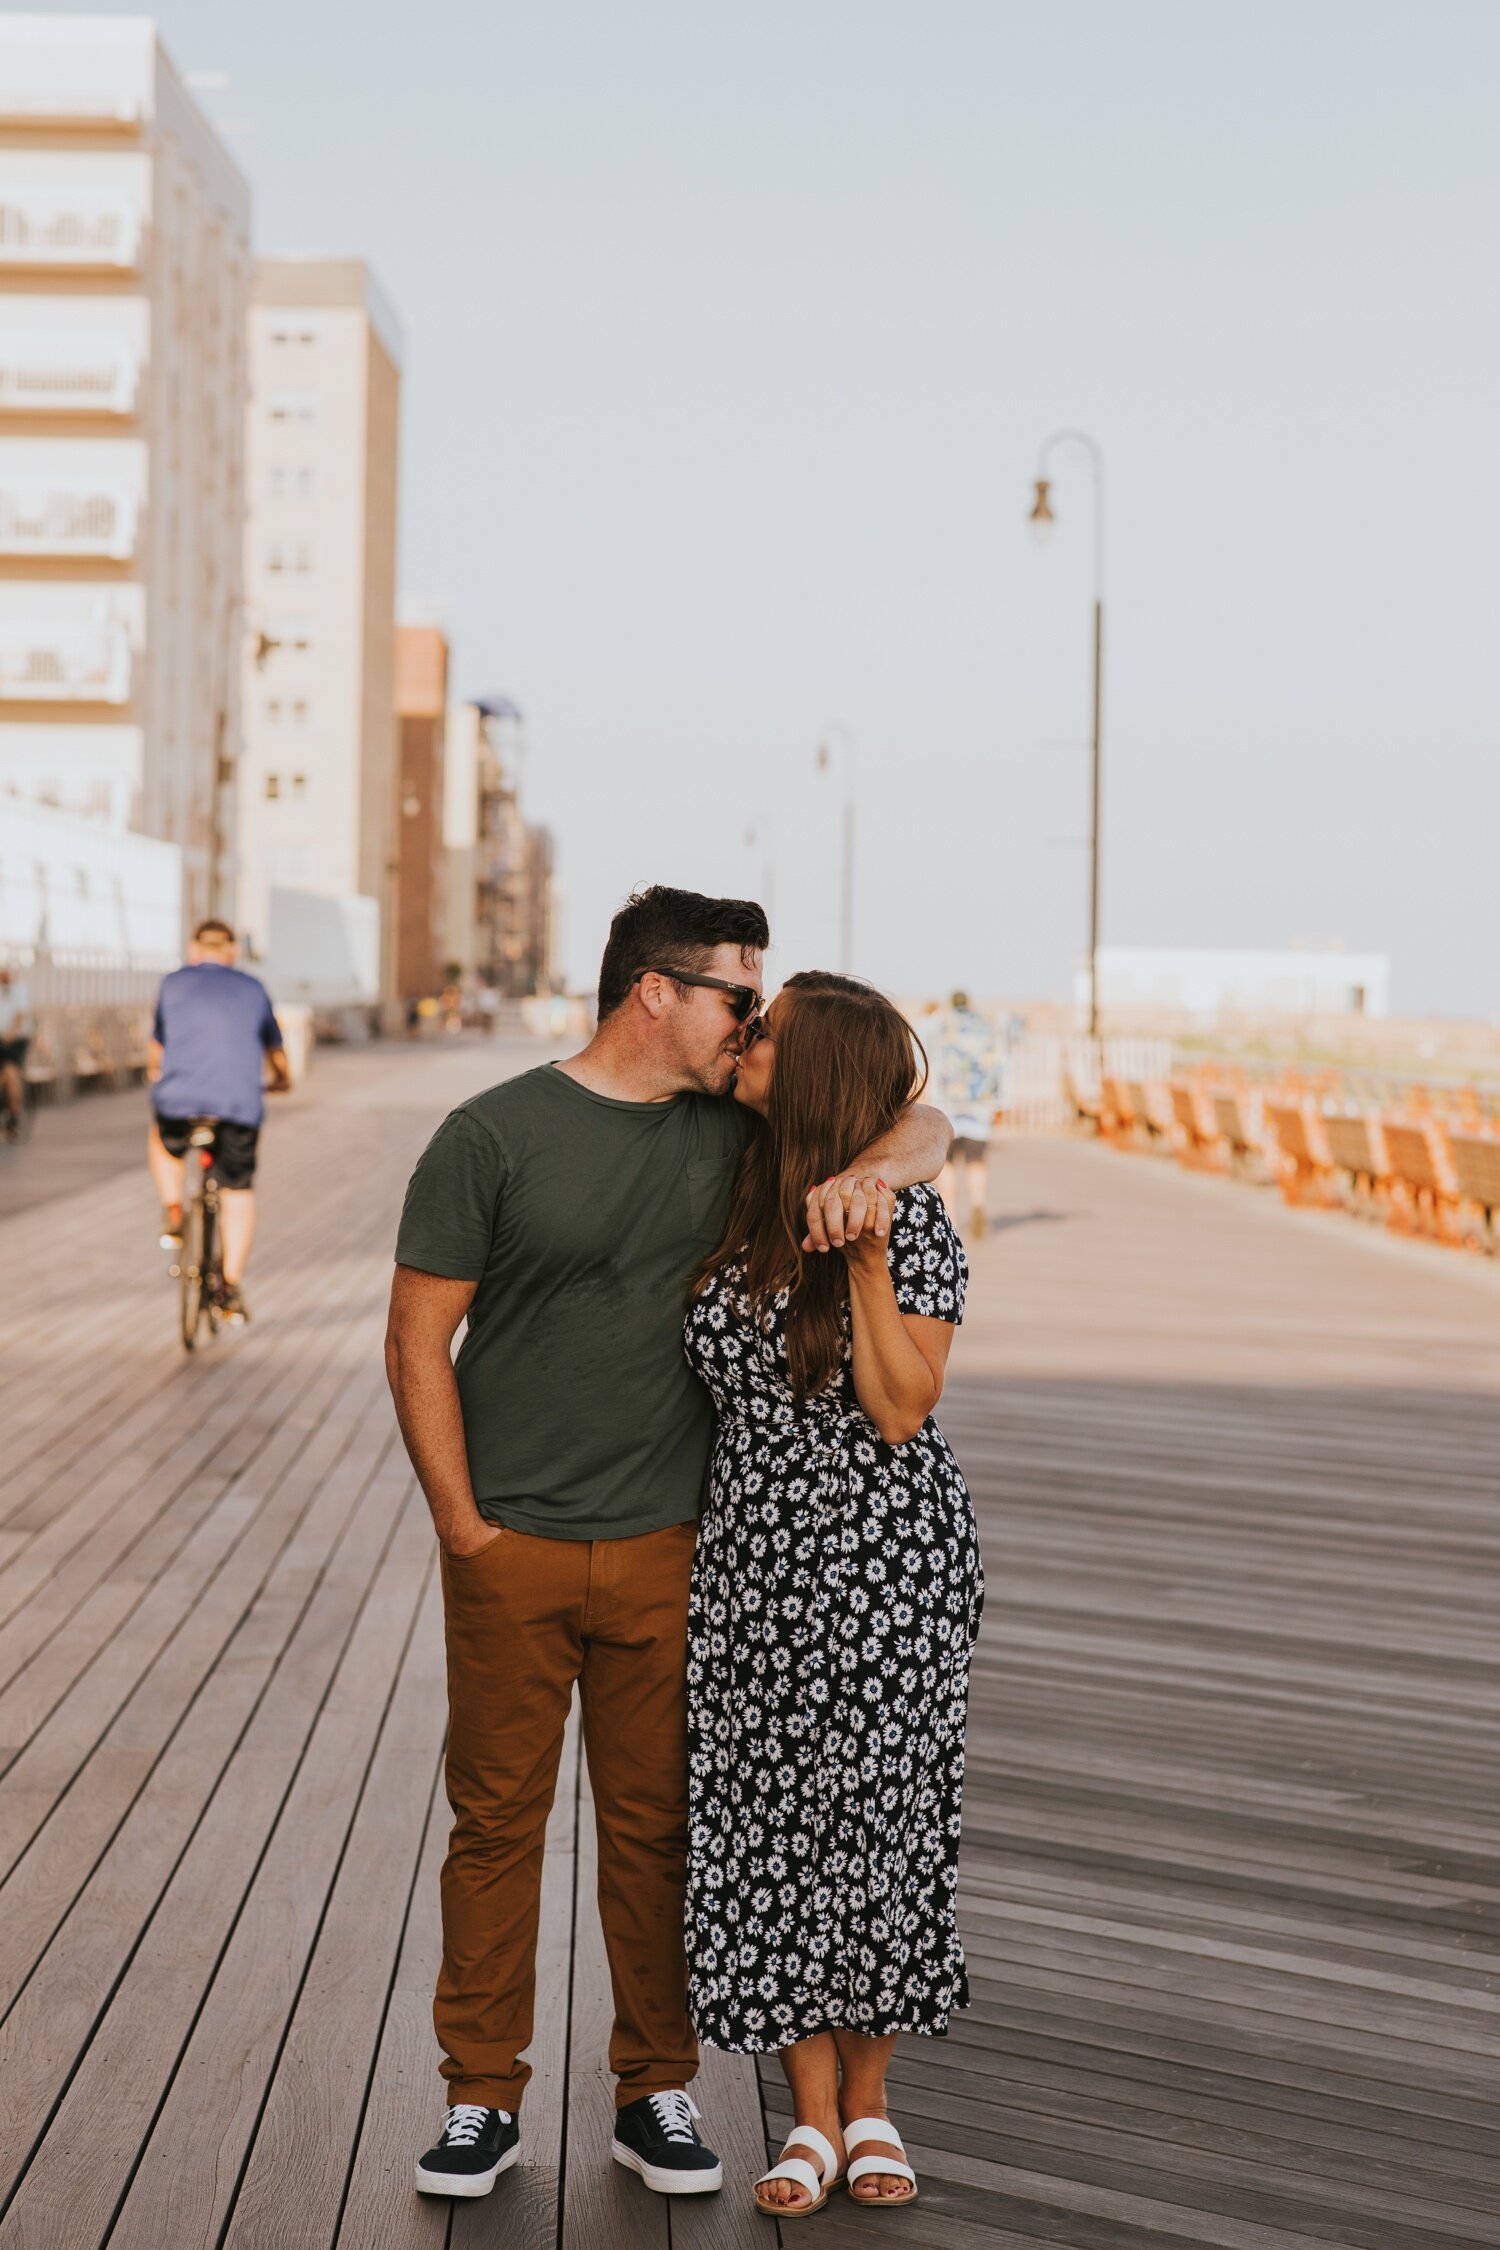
1079, 946, 1392, 1022
0, 14, 250, 932
236, 257, 402, 1008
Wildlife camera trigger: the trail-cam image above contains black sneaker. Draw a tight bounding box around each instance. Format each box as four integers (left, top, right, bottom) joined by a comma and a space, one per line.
414, 2104, 520, 2197
214, 1281, 249, 1324
611, 2090, 723, 2195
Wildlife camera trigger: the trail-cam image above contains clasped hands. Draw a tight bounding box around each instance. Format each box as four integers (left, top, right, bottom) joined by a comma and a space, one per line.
802, 1173, 895, 1261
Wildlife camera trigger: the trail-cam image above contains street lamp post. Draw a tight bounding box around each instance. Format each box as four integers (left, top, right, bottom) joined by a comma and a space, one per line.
209, 597, 279, 925
744, 812, 776, 927
1029, 431, 1104, 1040
815, 724, 856, 973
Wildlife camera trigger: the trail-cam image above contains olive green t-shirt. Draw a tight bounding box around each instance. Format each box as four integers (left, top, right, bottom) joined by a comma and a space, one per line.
394, 1064, 755, 1539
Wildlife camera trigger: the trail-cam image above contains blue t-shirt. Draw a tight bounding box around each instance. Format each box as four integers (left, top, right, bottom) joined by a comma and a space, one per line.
151, 963, 283, 1128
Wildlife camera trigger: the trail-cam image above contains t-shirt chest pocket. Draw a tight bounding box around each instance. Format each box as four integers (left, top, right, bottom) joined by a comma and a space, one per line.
686, 1156, 738, 1244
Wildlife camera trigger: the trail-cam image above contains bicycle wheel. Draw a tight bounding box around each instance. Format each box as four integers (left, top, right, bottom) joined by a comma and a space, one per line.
202, 1186, 223, 1336
179, 1191, 206, 1351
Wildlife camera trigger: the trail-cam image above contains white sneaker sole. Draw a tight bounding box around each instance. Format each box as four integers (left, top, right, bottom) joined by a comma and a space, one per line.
611, 2140, 724, 2195
414, 2139, 520, 2197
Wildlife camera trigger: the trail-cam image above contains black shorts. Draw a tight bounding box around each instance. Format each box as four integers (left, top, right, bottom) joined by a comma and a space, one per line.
155, 1114, 260, 1189
0, 1039, 28, 1070
947, 1134, 990, 1164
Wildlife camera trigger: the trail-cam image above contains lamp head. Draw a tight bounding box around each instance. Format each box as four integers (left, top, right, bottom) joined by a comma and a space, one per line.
1028, 477, 1055, 542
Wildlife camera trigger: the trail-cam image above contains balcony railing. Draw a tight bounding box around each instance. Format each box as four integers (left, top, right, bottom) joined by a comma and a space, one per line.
0, 339, 142, 416
0, 482, 139, 559
0, 191, 143, 270
0, 619, 132, 703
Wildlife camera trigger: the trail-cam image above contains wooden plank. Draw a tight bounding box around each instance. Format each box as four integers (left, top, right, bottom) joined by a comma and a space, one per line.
2, 1065, 1498, 2250
330, 1757, 452, 2250
95, 1488, 436, 2250
222, 1559, 449, 2246
0, 1370, 401, 2023
672, 2040, 776, 2250
0, 1455, 421, 2237
559, 1743, 667, 2250
450, 1696, 581, 2250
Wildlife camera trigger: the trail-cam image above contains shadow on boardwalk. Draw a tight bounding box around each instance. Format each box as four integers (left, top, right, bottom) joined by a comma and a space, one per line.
0, 1051, 1495, 2248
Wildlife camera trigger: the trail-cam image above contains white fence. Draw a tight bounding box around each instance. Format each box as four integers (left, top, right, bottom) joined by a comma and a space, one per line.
1005, 1033, 1175, 1134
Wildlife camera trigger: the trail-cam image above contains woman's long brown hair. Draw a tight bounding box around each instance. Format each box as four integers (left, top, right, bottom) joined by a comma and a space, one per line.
691, 972, 928, 1400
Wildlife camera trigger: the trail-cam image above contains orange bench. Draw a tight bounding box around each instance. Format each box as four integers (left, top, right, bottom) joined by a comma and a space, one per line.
1264, 1100, 1336, 1206
1381, 1119, 1460, 1240
1446, 1132, 1500, 1250
1129, 1080, 1175, 1151
1061, 1065, 1102, 1134
1099, 1077, 1137, 1147
1321, 1111, 1390, 1216
1169, 1081, 1220, 1167
1211, 1089, 1265, 1178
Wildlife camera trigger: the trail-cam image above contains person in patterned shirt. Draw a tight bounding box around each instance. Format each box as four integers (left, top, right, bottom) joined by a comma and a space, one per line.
930, 989, 1004, 1239
684, 972, 983, 2217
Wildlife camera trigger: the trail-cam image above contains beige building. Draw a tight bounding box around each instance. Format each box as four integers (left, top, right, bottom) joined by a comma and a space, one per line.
443, 695, 555, 998
394, 615, 449, 1000
236, 256, 402, 1007
0, 12, 251, 930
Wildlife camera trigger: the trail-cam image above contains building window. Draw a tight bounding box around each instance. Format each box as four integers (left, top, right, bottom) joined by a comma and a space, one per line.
270, 321, 320, 346
265, 773, 279, 800
266, 542, 284, 573
291, 773, 308, 796
293, 541, 312, 573
266, 389, 319, 423
267, 619, 313, 653
268, 465, 315, 500
265, 698, 281, 724
292, 698, 309, 725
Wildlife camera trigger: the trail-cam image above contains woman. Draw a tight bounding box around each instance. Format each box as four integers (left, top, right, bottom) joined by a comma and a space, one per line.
684, 972, 983, 2217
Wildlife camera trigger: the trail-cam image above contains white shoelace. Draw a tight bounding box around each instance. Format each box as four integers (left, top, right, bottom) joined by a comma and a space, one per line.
649, 2089, 702, 2143
443, 2103, 510, 2146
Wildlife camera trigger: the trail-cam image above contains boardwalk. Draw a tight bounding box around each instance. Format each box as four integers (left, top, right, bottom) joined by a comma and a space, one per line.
0, 1040, 1496, 2250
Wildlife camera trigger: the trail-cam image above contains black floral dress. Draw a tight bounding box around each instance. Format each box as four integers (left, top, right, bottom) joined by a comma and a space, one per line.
683, 1185, 983, 2052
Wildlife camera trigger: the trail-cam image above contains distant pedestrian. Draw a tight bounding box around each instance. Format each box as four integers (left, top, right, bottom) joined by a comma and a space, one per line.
0, 962, 34, 1139
931, 989, 1004, 1239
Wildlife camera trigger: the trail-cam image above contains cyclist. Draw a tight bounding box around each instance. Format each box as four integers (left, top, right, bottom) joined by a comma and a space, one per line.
147, 918, 290, 1323
0, 963, 33, 1140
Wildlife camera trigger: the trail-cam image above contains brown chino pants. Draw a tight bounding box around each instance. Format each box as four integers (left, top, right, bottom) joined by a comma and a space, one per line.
435, 1519, 699, 2111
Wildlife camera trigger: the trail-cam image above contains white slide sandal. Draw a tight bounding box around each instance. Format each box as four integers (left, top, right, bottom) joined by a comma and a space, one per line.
842, 2115, 919, 2207
753, 2124, 841, 2219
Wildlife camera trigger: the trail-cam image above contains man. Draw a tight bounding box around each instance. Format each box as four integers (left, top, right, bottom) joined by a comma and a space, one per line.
387, 886, 950, 2203
931, 988, 1005, 1239
147, 919, 291, 1322
0, 962, 34, 1139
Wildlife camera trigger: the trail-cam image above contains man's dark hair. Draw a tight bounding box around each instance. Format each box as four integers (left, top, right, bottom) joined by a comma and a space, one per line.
596, 886, 769, 1019
193, 918, 236, 947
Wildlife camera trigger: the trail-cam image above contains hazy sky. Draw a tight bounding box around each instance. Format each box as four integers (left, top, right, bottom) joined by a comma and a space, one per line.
46, 1, 1500, 1011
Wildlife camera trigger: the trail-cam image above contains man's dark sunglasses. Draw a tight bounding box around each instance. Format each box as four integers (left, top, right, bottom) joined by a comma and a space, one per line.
633, 965, 762, 1025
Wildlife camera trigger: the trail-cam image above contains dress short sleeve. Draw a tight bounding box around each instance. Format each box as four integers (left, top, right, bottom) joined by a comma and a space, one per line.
888, 1184, 967, 1325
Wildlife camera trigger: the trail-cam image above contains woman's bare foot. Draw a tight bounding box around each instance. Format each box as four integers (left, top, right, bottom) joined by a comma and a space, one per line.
755, 2119, 845, 2212
841, 2106, 916, 2203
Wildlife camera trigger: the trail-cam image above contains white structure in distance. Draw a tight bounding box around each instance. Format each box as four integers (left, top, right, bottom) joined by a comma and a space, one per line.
0, 13, 251, 933
1079, 946, 1392, 1023
0, 791, 180, 962
235, 256, 403, 1013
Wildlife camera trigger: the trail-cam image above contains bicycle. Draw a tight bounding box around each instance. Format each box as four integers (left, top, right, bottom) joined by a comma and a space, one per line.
169, 1119, 225, 1351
